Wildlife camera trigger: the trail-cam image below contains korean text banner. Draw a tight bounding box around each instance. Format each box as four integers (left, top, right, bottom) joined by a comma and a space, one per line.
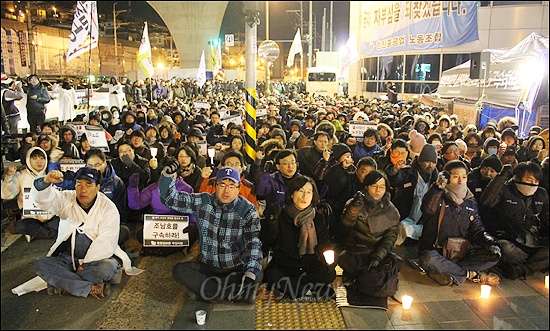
360, 1, 479, 56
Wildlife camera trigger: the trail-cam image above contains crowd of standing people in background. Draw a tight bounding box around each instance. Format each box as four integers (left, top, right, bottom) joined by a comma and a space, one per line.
2, 74, 548, 303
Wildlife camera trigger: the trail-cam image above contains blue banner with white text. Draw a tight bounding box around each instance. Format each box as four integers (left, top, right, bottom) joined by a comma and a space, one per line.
360, 1, 479, 56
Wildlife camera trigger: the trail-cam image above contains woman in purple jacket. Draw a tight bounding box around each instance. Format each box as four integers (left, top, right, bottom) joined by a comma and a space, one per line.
127, 159, 198, 256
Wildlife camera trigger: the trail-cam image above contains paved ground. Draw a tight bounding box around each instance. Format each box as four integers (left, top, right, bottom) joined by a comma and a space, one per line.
1, 214, 549, 330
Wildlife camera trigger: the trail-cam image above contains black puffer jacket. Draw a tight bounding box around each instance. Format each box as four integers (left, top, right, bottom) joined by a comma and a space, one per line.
419, 184, 499, 253
480, 174, 549, 248
25, 82, 50, 114
341, 192, 400, 262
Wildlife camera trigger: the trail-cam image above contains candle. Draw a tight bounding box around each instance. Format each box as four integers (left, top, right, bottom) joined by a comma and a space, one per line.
545, 275, 549, 288
402, 295, 413, 309
150, 147, 158, 158
480, 285, 491, 298
323, 250, 335, 265
207, 147, 216, 165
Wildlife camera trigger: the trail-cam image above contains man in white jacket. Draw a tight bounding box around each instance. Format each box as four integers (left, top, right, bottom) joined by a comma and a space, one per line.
31, 166, 143, 298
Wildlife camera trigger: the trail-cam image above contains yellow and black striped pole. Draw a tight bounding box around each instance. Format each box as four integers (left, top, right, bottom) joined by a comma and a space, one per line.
244, 1, 259, 164
244, 88, 257, 164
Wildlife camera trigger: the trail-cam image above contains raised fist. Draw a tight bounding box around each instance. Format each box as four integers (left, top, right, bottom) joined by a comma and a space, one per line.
163, 158, 180, 175
436, 170, 450, 189
500, 164, 513, 178
121, 154, 134, 167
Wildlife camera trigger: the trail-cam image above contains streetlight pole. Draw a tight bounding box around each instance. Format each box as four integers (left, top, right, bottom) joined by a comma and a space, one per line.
26, 2, 36, 75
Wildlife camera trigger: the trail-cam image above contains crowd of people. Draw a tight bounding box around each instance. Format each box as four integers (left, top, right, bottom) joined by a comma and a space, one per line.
2, 74, 548, 303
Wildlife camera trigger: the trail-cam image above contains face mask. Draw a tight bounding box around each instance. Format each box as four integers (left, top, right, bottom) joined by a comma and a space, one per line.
113, 113, 120, 119
487, 148, 498, 155
390, 153, 402, 165
514, 181, 538, 196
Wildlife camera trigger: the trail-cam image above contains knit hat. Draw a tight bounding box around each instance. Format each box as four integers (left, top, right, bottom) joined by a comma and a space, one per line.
408, 129, 426, 154
271, 128, 287, 145
188, 128, 203, 139
332, 143, 352, 161
418, 144, 438, 163
480, 154, 502, 173
455, 139, 467, 154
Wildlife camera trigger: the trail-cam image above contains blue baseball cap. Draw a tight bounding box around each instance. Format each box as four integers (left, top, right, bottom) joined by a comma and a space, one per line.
75, 166, 102, 184
216, 167, 240, 184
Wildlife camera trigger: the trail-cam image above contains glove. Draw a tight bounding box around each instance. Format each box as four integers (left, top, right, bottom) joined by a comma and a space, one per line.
49, 148, 65, 163
367, 256, 381, 270
128, 173, 140, 189
289, 131, 301, 142
436, 170, 450, 189
500, 164, 513, 178
163, 157, 180, 175
263, 160, 274, 173
121, 154, 135, 167
488, 245, 502, 262
350, 191, 365, 207
112, 130, 124, 143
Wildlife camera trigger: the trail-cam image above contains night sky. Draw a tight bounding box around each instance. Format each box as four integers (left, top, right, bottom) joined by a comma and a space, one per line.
91, 1, 350, 51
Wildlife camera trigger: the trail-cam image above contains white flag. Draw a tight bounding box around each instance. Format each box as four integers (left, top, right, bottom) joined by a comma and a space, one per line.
66, 1, 98, 63
339, 32, 360, 75
287, 29, 303, 67
214, 41, 225, 81
137, 22, 155, 78
197, 50, 206, 88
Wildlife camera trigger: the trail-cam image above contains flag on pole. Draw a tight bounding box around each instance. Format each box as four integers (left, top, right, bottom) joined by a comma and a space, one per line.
137, 22, 155, 78
197, 50, 206, 88
339, 32, 360, 75
287, 29, 303, 67
214, 40, 225, 81
66, 1, 98, 62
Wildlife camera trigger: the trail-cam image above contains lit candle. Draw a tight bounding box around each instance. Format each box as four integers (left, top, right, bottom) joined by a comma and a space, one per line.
402, 295, 413, 309
545, 275, 549, 288
150, 147, 158, 158
207, 147, 216, 165
323, 250, 335, 265
480, 285, 491, 298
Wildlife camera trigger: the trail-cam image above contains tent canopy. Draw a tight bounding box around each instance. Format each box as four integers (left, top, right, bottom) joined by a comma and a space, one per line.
436, 32, 549, 109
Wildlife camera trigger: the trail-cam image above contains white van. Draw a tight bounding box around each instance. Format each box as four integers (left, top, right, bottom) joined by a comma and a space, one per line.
306, 66, 345, 96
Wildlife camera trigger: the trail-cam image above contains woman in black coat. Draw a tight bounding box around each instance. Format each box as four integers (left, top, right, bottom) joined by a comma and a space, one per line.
262, 176, 336, 301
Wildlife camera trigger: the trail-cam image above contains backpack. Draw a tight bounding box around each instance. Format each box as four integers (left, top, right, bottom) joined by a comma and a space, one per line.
356, 253, 402, 298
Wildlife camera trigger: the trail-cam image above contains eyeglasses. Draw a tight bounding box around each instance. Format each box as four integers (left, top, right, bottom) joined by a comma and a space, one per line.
87, 162, 104, 168
217, 182, 240, 190
224, 162, 242, 168
279, 161, 297, 166
296, 189, 313, 196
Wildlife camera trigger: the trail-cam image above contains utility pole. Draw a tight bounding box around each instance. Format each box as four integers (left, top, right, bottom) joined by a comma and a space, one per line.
300, 1, 303, 79
243, 1, 259, 164
329, 1, 333, 51
308, 1, 312, 69
321, 8, 326, 51
113, 2, 127, 78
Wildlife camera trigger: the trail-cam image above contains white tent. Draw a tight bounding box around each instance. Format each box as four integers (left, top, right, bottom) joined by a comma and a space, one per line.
436, 32, 549, 134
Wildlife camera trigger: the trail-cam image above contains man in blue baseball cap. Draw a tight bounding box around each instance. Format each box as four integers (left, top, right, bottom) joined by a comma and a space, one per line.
159, 160, 263, 304
28, 166, 144, 299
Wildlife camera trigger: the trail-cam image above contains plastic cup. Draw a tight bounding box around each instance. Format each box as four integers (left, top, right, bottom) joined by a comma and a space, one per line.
402, 295, 413, 309
195, 309, 206, 325
480, 285, 491, 298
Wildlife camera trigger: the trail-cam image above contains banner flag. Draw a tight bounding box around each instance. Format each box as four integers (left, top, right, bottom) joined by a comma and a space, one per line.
339, 32, 360, 75
214, 40, 225, 80
286, 29, 303, 67
197, 50, 206, 88
66, 1, 98, 62
137, 22, 155, 78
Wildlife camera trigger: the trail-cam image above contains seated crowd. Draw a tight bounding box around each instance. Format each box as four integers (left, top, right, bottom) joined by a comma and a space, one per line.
2, 78, 548, 303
